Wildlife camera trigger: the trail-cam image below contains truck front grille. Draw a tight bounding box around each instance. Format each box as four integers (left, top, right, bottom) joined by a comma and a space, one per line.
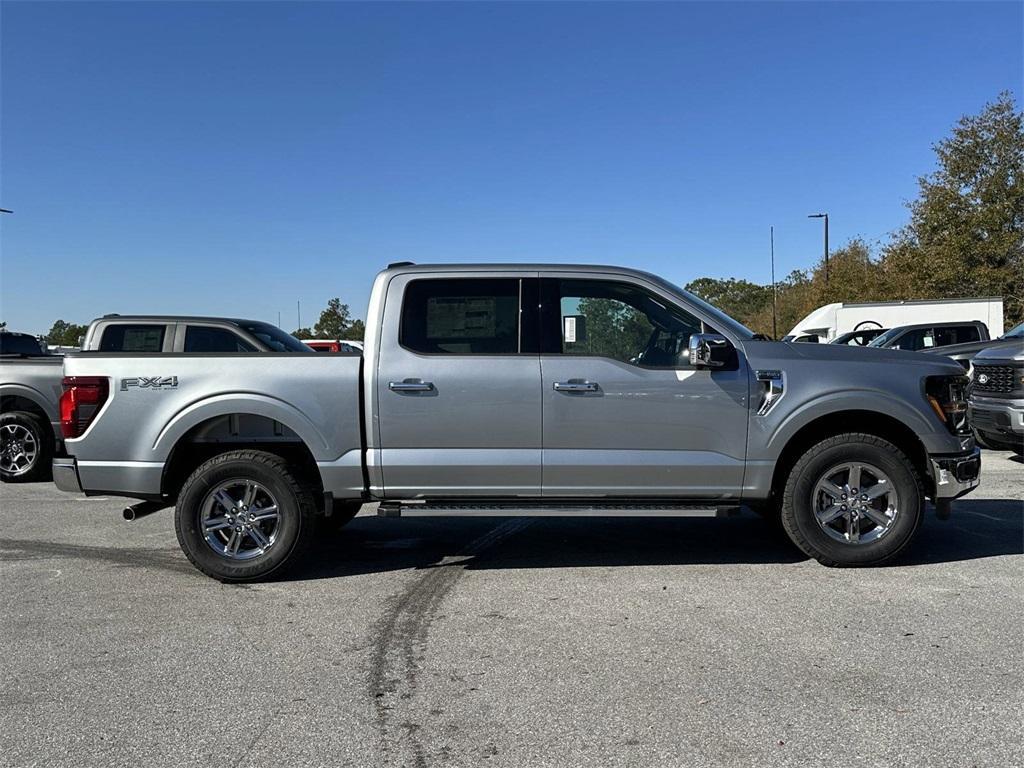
972, 364, 1021, 395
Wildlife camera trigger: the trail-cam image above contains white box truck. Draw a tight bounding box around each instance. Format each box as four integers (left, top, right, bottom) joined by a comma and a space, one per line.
784, 298, 1004, 344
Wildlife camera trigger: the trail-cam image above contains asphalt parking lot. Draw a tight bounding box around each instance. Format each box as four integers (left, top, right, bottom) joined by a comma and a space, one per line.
1, 452, 1021, 768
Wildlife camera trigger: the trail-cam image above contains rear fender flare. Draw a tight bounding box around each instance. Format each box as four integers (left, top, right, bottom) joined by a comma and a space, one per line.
152, 393, 332, 461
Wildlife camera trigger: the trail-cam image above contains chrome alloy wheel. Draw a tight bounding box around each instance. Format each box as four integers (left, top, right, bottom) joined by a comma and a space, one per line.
200, 479, 281, 560
0, 423, 38, 477
812, 461, 899, 545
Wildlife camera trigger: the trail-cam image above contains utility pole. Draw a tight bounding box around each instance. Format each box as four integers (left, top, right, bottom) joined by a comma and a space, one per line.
297, 300, 301, 330
770, 226, 777, 340
277, 311, 281, 329
808, 213, 829, 284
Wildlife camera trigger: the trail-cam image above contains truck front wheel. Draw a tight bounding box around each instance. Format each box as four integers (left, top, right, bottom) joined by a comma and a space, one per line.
781, 433, 924, 567
174, 450, 317, 582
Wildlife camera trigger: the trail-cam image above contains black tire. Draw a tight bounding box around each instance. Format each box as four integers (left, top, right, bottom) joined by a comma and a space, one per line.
781, 433, 924, 567
0, 411, 53, 483
319, 500, 362, 533
174, 450, 317, 582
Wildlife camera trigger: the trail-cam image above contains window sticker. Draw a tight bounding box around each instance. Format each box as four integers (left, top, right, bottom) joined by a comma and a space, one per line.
426, 297, 496, 338
564, 316, 577, 343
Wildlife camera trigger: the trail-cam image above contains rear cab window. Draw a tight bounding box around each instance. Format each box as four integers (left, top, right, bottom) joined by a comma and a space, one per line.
400, 278, 523, 354
98, 324, 167, 352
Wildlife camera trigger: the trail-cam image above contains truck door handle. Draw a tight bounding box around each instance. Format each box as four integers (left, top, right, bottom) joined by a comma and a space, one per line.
389, 380, 434, 393
553, 380, 599, 393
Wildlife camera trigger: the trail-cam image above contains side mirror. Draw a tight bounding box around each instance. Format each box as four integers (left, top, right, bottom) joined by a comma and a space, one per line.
687, 333, 733, 369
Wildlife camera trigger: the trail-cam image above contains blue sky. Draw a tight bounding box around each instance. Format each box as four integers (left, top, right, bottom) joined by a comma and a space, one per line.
1, 1, 1020, 334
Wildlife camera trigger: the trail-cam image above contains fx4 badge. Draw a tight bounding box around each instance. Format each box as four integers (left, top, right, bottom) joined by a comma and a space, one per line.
121, 376, 179, 391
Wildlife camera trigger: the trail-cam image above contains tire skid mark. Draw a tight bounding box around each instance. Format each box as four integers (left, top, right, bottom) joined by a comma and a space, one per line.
369, 519, 534, 767
0, 537, 195, 574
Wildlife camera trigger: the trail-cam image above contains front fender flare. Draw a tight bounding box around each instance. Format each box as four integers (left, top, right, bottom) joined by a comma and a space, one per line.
759, 388, 938, 457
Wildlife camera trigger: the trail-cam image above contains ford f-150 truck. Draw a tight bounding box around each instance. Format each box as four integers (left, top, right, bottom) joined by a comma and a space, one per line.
53, 263, 982, 581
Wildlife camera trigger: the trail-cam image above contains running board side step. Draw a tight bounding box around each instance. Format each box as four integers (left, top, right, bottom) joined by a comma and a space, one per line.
377, 501, 743, 518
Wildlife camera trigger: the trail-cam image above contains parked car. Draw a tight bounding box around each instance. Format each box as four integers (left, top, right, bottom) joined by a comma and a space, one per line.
831, 328, 889, 346
52, 262, 981, 581
0, 331, 48, 356
305, 339, 363, 354
969, 343, 1024, 454
785, 297, 1003, 344
1, 316, 310, 483
0, 344, 62, 482
866, 321, 990, 352
921, 320, 1024, 371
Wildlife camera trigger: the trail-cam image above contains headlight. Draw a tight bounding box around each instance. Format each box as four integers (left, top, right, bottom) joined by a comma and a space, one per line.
925, 375, 970, 435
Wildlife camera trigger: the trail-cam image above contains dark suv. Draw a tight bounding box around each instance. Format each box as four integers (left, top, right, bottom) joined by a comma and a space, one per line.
867, 321, 990, 352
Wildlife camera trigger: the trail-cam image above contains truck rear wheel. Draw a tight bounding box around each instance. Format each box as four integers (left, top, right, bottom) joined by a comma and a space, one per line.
0, 411, 52, 483
174, 450, 317, 582
781, 433, 923, 567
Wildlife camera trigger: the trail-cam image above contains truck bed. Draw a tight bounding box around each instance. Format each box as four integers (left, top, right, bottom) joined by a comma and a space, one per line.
61, 352, 364, 499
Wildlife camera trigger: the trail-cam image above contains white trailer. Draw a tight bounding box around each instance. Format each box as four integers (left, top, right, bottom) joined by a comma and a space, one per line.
784, 298, 1004, 343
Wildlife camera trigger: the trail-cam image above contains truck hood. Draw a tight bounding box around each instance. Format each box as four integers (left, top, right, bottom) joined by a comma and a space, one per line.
921, 337, 1022, 359
743, 339, 965, 374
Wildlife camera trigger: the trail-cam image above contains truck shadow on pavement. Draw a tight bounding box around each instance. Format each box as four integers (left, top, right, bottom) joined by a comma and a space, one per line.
288, 498, 1024, 581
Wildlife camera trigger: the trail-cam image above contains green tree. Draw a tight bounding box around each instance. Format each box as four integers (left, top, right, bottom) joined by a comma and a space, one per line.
312, 298, 353, 339
45, 319, 88, 346
342, 319, 365, 341
881, 91, 1023, 326
684, 277, 772, 327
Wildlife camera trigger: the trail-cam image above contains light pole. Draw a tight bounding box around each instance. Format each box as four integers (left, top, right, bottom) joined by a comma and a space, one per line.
770, 226, 777, 340
808, 213, 829, 284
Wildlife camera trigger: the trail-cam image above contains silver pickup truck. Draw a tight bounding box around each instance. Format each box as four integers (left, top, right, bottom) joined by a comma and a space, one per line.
53, 263, 982, 581
2, 316, 311, 482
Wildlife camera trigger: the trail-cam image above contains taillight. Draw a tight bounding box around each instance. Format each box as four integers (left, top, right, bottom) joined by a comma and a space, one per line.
60, 376, 109, 439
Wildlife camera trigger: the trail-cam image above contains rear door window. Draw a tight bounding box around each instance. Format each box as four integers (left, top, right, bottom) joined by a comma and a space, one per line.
935, 325, 980, 346
99, 324, 166, 352
184, 325, 257, 352
400, 278, 522, 354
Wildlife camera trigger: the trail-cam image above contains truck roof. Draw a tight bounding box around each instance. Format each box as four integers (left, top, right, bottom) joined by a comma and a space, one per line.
382, 262, 668, 278
92, 315, 269, 325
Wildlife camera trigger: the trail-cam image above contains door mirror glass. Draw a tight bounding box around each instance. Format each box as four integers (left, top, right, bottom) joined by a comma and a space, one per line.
687, 333, 733, 368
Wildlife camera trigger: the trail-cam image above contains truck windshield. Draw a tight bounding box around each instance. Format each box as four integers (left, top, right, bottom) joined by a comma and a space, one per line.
234, 322, 313, 353
648, 277, 756, 340
867, 327, 903, 347
1001, 322, 1024, 339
